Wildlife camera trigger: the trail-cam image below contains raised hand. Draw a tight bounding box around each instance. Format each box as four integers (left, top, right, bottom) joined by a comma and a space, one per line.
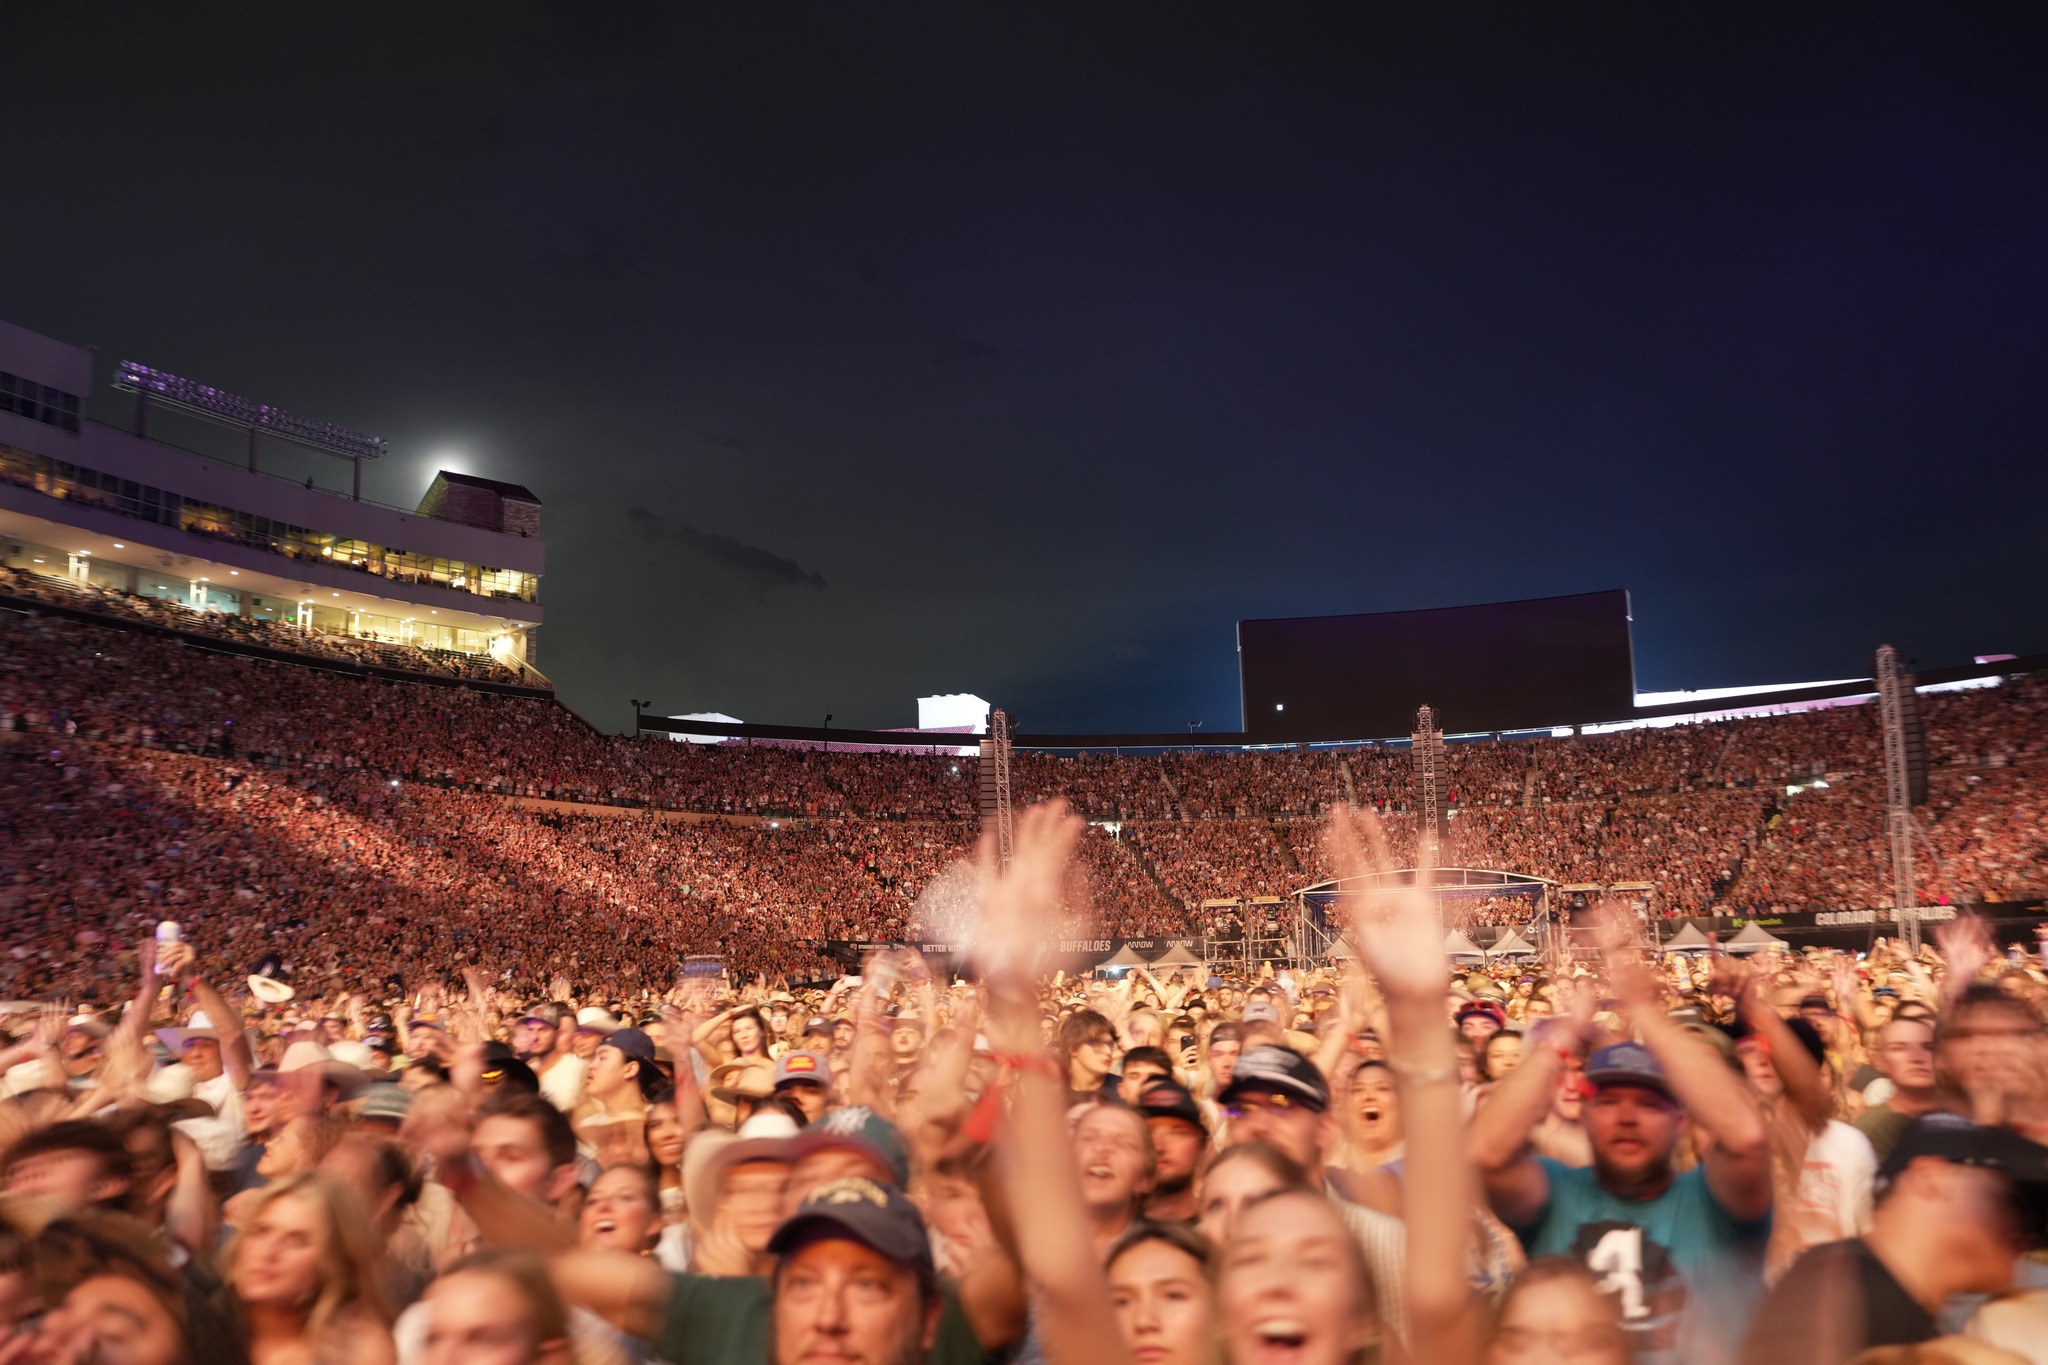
1590, 903, 1660, 1012
400, 1082, 473, 1168
973, 800, 1084, 993
1827, 956, 1860, 1014
155, 939, 197, 984
1934, 914, 1994, 997
35, 1000, 67, 1053
1321, 804, 1448, 1006
1707, 952, 1754, 1005
1337, 963, 1378, 1038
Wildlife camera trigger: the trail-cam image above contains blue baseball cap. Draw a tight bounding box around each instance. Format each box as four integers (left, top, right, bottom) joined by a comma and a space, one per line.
767, 1176, 933, 1275
1585, 1041, 1674, 1101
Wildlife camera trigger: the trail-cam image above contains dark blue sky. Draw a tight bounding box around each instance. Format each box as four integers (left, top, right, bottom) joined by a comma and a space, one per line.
5, 4, 2044, 733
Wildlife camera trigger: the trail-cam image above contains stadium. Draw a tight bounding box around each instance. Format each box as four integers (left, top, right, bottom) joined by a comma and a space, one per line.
5, 316, 2043, 999
16, 10, 2048, 1360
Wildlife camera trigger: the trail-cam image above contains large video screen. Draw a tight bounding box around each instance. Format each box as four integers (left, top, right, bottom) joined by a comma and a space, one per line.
1237, 590, 1635, 740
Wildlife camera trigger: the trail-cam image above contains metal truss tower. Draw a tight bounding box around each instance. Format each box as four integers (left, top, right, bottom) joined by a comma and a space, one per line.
988, 708, 1015, 871
1412, 705, 1444, 859
1874, 645, 1920, 950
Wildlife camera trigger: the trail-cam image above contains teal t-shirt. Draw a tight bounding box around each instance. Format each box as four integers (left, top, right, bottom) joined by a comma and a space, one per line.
1515, 1157, 1769, 1365
656, 1272, 988, 1365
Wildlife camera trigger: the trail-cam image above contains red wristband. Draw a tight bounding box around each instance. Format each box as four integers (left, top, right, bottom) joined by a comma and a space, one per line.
993, 1050, 1060, 1079
438, 1151, 480, 1196
961, 1082, 1006, 1145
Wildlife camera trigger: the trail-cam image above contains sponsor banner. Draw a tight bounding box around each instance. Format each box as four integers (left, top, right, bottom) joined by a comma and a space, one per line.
1641, 903, 2044, 951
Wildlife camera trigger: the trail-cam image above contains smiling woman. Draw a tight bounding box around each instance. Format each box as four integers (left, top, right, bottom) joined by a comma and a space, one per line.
1220, 1189, 1379, 1365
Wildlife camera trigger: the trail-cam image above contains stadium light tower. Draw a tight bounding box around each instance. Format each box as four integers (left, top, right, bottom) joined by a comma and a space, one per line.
1874, 646, 1927, 950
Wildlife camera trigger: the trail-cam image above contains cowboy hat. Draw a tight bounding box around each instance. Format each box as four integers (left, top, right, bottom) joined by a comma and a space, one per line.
154, 1012, 221, 1052
247, 976, 296, 1005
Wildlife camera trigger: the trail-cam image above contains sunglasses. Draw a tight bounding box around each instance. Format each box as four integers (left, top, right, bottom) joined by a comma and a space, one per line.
1223, 1091, 1311, 1120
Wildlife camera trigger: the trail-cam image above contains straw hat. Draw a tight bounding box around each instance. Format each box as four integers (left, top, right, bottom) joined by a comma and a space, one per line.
682, 1111, 799, 1225
708, 1059, 775, 1107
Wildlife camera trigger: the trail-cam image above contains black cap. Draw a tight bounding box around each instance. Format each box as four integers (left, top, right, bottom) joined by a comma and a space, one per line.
766, 1176, 934, 1275
1136, 1079, 1207, 1133
604, 1027, 659, 1065
481, 1054, 540, 1093
1218, 1045, 1330, 1112
1878, 1114, 2048, 1197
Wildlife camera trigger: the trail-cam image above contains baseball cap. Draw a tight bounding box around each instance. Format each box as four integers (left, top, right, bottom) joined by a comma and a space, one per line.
804, 1016, 835, 1037
774, 1052, 831, 1089
1240, 1000, 1280, 1025
603, 1028, 659, 1066
357, 1083, 412, 1127
1136, 1079, 1207, 1133
1878, 1114, 2048, 1197
767, 1176, 934, 1277
785, 1105, 912, 1187
482, 1052, 540, 1093
519, 1003, 569, 1027
1584, 1042, 1675, 1101
1218, 1045, 1331, 1112
1455, 999, 1507, 1026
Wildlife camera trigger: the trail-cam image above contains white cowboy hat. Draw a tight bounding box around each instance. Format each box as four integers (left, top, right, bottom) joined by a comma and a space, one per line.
247, 976, 296, 1005
280, 1039, 369, 1099
574, 1007, 620, 1034
154, 1011, 220, 1052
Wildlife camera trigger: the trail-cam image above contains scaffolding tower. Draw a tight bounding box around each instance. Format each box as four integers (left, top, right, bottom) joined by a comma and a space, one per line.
1874, 645, 1923, 950
978, 709, 1015, 871
1412, 705, 1445, 860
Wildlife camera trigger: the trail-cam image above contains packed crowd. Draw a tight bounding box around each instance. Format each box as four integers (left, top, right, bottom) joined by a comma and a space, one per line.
2, 602, 2047, 975
3, 799, 2047, 1365
0, 565, 531, 686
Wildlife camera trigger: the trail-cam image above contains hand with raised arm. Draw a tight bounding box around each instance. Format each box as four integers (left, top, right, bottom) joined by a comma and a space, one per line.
1596, 909, 1771, 1220
1324, 804, 1480, 1364
159, 936, 253, 1087
1934, 914, 1995, 1002
975, 803, 1120, 1365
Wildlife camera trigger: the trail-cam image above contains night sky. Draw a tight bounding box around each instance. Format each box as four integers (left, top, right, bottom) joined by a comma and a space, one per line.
5, 4, 2045, 735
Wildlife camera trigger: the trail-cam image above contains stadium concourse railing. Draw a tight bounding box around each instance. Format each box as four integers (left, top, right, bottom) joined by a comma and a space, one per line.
0, 588, 554, 700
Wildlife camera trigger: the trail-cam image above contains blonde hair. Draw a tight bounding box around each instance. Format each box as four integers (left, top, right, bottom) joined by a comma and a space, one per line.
231, 1172, 393, 1332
